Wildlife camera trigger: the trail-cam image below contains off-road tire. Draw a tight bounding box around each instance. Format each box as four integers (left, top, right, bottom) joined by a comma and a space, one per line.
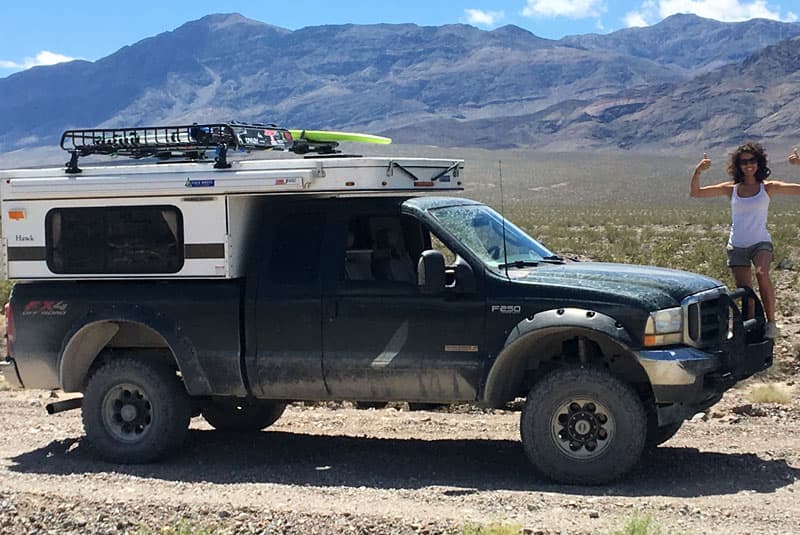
82, 357, 191, 463
202, 400, 286, 432
646, 420, 683, 448
520, 366, 646, 485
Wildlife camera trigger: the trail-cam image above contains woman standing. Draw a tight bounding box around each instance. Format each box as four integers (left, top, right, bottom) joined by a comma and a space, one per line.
690, 142, 800, 338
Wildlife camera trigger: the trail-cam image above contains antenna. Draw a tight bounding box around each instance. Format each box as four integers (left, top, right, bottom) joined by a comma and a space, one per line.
498, 160, 510, 279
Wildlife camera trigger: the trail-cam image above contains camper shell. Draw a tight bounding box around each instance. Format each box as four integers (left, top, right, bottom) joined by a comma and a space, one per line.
1, 123, 462, 280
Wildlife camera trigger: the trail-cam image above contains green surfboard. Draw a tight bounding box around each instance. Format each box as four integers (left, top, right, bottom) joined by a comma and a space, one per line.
289, 129, 391, 145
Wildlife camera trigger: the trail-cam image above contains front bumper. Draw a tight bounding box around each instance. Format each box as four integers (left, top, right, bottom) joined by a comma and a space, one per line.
637, 338, 773, 406
0, 356, 23, 389
636, 285, 774, 425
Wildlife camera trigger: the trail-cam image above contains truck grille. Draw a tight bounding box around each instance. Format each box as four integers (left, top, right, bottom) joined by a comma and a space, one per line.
683, 288, 729, 348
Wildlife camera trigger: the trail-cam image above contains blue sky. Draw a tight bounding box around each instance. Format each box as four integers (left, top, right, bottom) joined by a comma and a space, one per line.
1, 0, 798, 77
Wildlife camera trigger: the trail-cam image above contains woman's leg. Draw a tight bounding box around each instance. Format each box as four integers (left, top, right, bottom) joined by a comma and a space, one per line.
753, 249, 776, 323
731, 266, 754, 318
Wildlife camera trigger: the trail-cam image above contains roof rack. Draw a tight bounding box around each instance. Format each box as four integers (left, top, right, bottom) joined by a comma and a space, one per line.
60, 122, 342, 174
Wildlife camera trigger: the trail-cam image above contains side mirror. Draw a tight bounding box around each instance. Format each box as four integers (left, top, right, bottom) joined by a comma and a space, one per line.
417, 250, 446, 294
451, 256, 476, 293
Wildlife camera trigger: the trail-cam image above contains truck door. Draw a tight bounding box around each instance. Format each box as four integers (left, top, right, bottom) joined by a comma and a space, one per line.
246, 204, 326, 399
322, 207, 486, 402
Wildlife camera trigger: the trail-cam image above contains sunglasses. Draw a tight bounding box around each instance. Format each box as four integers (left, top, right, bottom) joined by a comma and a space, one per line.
739, 157, 758, 165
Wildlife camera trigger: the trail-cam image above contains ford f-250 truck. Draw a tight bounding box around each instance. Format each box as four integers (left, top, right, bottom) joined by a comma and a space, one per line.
0, 123, 773, 484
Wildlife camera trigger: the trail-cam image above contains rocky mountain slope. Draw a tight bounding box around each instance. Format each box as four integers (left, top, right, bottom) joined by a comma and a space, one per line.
1, 13, 799, 156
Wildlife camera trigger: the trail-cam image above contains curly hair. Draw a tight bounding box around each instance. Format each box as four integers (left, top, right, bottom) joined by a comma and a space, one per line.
727, 142, 771, 183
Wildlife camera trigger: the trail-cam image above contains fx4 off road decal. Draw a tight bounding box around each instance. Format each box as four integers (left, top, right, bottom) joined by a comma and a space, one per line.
22, 300, 68, 316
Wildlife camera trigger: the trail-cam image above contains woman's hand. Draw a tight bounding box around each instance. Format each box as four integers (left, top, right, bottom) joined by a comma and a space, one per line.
789, 147, 800, 166
691, 153, 731, 198
694, 153, 711, 174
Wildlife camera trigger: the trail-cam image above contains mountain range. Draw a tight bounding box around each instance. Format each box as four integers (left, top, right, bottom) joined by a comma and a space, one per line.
1, 12, 799, 158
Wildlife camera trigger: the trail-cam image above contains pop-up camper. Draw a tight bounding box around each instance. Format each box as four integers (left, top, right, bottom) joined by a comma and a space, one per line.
0, 122, 462, 279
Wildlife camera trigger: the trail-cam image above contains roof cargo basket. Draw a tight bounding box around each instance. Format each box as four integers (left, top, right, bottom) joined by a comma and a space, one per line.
60, 122, 343, 173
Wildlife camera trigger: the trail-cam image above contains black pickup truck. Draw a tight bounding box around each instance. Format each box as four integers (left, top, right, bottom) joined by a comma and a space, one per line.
1, 194, 773, 484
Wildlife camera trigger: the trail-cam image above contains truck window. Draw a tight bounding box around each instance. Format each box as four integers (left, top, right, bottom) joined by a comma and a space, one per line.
45, 205, 183, 274
429, 204, 554, 268
430, 234, 457, 265
341, 215, 418, 284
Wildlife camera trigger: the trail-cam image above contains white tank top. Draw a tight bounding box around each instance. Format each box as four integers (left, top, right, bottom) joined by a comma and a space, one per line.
729, 183, 771, 247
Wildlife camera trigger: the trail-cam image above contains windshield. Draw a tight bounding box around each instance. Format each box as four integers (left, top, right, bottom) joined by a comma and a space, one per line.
429, 204, 556, 269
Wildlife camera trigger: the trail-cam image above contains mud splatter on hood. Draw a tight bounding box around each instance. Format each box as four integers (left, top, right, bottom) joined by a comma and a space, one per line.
512, 262, 724, 310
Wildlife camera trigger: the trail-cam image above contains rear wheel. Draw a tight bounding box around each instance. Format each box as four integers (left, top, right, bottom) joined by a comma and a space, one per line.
520, 366, 646, 485
82, 357, 191, 463
202, 399, 286, 432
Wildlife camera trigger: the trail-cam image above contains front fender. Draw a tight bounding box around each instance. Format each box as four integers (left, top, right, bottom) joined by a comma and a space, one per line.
507, 307, 633, 347
58, 304, 216, 396
483, 308, 637, 407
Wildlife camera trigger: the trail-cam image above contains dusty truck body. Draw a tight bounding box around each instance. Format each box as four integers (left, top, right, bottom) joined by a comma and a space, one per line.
0, 123, 773, 484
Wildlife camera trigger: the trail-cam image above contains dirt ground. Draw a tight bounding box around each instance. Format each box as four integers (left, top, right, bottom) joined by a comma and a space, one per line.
1, 371, 799, 534
1, 276, 799, 534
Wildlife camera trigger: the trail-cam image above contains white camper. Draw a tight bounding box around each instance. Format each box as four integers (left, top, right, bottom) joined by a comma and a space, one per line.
0, 122, 463, 280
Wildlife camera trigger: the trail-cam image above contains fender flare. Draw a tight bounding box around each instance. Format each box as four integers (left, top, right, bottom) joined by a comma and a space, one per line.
58, 304, 211, 395
483, 307, 641, 407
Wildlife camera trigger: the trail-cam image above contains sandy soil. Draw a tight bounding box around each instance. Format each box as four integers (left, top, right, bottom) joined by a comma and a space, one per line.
0, 374, 798, 534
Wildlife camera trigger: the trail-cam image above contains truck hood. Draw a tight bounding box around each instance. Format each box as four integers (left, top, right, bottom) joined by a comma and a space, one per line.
511, 262, 723, 310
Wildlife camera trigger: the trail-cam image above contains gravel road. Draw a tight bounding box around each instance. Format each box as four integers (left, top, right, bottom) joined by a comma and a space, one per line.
1, 374, 799, 534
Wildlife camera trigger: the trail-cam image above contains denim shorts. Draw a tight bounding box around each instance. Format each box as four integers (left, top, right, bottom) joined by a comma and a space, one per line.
726, 241, 773, 267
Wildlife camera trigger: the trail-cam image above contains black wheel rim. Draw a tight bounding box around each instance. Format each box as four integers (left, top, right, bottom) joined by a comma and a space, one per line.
550, 397, 615, 459
101, 383, 154, 443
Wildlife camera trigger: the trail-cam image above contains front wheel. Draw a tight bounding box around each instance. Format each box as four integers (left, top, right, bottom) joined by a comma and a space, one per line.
646, 419, 683, 448
82, 357, 191, 463
520, 367, 646, 485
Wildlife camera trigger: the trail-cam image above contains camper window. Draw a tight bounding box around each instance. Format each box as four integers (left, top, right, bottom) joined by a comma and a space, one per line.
45, 205, 184, 274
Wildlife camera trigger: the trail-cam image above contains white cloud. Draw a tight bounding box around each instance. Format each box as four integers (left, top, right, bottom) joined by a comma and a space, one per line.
625, 0, 659, 26
522, 0, 606, 18
0, 50, 77, 71
626, 0, 799, 27
624, 12, 651, 26
465, 8, 505, 26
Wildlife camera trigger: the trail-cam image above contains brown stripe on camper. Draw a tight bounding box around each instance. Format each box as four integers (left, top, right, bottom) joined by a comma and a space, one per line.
7, 247, 46, 261
184, 243, 225, 259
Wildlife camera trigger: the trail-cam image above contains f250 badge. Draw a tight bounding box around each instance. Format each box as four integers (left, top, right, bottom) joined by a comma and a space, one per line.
491, 304, 521, 314
22, 300, 68, 316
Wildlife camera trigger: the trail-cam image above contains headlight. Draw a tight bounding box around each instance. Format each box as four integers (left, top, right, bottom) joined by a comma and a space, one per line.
643, 307, 683, 346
